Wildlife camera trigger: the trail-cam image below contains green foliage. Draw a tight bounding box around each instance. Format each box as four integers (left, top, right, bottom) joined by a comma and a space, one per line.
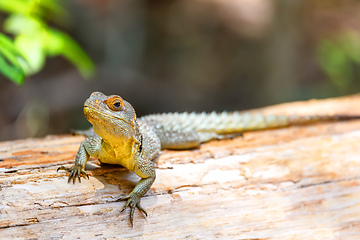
0, 34, 27, 84
317, 30, 360, 92
0, 0, 95, 85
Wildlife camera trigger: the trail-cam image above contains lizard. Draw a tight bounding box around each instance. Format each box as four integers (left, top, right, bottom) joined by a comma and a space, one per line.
57, 91, 360, 227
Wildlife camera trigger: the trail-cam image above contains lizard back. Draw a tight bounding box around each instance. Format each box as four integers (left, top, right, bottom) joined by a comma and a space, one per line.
140, 112, 360, 149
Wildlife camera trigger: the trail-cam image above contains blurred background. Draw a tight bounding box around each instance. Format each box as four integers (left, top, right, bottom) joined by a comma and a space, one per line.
1, 0, 360, 141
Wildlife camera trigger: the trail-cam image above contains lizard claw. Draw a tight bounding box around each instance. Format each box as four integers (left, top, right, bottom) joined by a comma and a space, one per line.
57, 165, 89, 184
117, 194, 147, 227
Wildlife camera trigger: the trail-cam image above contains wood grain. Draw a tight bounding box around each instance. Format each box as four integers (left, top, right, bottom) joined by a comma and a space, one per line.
1, 94, 360, 239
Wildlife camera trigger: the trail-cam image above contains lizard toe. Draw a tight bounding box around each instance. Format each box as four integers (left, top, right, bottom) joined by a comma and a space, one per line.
117, 194, 146, 227
57, 166, 71, 172
58, 165, 88, 184
136, 202, 147, 217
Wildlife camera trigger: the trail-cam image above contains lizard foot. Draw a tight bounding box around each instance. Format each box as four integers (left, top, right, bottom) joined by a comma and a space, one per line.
57, 165, 89, 184
116, 194, 147, 227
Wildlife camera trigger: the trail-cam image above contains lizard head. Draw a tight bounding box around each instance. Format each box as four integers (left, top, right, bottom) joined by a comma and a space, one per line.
83, 92, 138, 141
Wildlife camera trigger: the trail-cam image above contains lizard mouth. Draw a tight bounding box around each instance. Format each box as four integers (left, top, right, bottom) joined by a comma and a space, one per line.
83, 106, 131, 126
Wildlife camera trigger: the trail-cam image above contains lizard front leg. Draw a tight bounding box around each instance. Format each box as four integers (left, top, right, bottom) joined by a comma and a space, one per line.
57, 137, 102, 183
117, 157, 156, 227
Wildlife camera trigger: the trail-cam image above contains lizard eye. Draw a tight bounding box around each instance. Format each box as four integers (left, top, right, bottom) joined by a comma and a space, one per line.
106, 97, 123, 111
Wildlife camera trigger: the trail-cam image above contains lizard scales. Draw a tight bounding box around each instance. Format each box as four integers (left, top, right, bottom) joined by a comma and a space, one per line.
58, 92, 359, 227
142, 111, 355, 134
141, 111, 356, 149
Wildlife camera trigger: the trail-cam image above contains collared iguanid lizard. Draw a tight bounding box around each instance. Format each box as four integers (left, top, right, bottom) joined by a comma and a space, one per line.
57, 92, 360, 227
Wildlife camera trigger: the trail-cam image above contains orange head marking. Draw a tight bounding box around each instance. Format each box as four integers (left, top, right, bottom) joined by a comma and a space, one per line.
131, 118, 136, 129
106, 96, 124, 111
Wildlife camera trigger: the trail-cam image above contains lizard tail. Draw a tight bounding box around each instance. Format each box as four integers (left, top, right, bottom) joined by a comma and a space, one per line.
287, 114, 360, 126
141, 112, 360, 134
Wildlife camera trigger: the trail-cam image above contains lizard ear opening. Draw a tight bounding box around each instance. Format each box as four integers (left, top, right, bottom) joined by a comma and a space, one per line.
106, 97, 123, 111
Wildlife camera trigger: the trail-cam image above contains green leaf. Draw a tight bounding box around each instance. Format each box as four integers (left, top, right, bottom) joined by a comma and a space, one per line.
0, 1, 94, 83
0, 0, 29, 15
0, 53, 25, 85
4, 14, 44, 35
0, 33, 28, 68
36, 0, 66, 19
0, 34, 26, 85
42, 29, 64, 55
15, 33, 46, 75
0, 0, 66, 22
44, 29, 95, 78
